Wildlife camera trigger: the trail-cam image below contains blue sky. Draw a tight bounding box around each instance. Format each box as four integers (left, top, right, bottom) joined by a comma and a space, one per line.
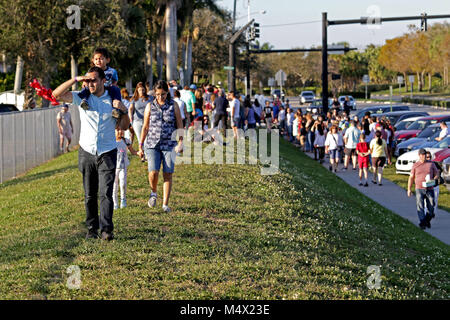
216, 0, 450, 50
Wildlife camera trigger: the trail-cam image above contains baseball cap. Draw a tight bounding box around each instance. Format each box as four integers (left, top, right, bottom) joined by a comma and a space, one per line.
189, 84, 197, 90
418, 148, 427, 155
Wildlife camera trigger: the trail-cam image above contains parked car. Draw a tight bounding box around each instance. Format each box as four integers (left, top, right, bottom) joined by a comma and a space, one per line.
299, 91, 315, 104
0, 103, 19, 113
394, 116, 423, 131
271, 89, 285, 101
338, 96, 356, 110
441, 156, 450, 189
394, 115, 450, 146
373, 111, 429, 126
395, 136, 450, 175
354, 105, 410, 120
394, 123, 448, 157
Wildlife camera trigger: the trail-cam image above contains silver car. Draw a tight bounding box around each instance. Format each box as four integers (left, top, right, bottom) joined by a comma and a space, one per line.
299, 91, 315, 104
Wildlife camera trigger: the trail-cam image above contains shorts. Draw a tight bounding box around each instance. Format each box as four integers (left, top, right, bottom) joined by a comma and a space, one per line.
60, 130, 72, 140
372, 156, 386, 168
344, 148, 356, 157
231, 117, 240, 127
329, 148, 340, 160
358, 157, 369, 168
145, 146, 176, 173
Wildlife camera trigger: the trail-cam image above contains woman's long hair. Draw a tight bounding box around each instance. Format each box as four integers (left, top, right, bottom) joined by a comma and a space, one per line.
121, 88, 130, 101
131, 82, 149, 101
375, 130, 382, 146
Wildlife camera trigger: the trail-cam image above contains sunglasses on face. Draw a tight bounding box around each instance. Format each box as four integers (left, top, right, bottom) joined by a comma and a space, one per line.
155, 93, 167, 98
83, 79, 98, 83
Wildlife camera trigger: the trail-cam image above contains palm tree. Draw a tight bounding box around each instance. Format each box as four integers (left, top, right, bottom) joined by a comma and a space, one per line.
178, 0, 226, 85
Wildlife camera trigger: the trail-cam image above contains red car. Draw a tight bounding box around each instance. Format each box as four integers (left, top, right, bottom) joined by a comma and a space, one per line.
394, 115, 450, 145
433, 148, 450, 162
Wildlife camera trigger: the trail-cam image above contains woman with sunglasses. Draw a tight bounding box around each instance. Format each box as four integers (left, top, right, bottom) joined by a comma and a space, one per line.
138, 80, 184, 213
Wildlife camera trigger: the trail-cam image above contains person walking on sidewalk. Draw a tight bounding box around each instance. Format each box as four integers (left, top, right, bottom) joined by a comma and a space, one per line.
325, 125, 343, 173
369, 130, 390, 185
356, 133, 370, 186
408, 148, 439, 230
343, 120, 360, 171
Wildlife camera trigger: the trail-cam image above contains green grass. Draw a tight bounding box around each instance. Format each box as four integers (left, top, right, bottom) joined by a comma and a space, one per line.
0, 136, 449, 299
383, 158, 450, 212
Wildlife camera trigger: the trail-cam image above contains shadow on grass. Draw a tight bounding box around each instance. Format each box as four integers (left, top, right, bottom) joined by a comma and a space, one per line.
0, 164, 78, 189
1, 222, 86, 299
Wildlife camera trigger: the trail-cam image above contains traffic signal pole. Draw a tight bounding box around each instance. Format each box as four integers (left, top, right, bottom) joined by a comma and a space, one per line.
322, 12, 450, 115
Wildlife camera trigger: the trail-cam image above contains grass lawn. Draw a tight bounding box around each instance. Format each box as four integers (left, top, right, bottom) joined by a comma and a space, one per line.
382, 158, 450, 212
0, 135, 449, 299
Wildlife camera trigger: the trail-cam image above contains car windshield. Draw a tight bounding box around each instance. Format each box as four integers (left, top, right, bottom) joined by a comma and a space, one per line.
302, 92, 314, 97
395, 120, 414, 131
432, 136, 450, 148
417, 126, 440, 138
407, 120, 435, 130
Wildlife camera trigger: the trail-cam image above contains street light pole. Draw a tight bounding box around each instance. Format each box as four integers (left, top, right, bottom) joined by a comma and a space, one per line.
228, 0, 237, 92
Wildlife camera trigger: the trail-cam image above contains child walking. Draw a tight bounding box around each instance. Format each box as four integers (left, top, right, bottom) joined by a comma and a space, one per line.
113, 128, 138, 209
356, 133, 370, 186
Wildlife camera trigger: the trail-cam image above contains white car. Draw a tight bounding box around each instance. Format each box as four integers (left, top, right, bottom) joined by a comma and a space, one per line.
338, 96, 356, 110
299, 91, 315, 104
395, 148, 442, 175
395, 136, 450, 175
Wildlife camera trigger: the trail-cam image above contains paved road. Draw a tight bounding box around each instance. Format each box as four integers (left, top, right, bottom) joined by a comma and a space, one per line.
301, 149, 450, 246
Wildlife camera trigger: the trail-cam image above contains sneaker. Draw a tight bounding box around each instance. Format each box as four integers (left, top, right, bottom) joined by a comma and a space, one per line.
378, 183, 383, 186
372, 180, 377, 184
364, 182, 369, 187
352, 167, 357, 170
120, 199, 127, 209
426, 220, 431, 228
86, 230, 99, 239
162, 205, 171, 213
113, 203, 119, 210
334, 169, 337, 173
358, 182, 363, 186
342, 168, 347, 171
419, 223, 426, 230
80, 99, 90, 111
148, 192, 157, 207
101, 231, 114, 241
329, 166, 332, 171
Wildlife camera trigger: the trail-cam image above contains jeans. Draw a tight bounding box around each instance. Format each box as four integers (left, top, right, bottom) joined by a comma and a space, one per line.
78, 147, 117, 233
415, 188, 435, 224
306, 131, 315, 152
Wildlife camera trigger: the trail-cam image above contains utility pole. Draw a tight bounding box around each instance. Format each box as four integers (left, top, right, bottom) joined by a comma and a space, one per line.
228, 19, 254, 94
321, 12, 329, 114
228, 0, 237, 92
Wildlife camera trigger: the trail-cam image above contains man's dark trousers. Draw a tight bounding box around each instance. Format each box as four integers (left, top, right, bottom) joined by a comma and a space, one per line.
78, 147, 117, 234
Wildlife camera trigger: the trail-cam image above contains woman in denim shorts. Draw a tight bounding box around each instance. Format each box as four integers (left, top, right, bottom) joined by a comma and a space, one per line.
138, 80, 184, 213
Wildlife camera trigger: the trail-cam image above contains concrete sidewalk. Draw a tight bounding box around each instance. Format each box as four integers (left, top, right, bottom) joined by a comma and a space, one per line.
302, 149, 450, 246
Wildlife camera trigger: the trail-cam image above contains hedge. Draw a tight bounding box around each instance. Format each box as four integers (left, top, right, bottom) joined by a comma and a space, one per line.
401, 97, 450, 109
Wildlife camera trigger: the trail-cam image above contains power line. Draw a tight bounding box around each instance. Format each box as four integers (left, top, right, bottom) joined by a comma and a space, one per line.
260, 20, 322, 28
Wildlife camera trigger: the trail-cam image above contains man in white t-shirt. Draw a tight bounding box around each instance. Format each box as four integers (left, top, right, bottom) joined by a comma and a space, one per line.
435, 122, 448, 141
343, 120, 361, 171
173, 89, 187, 128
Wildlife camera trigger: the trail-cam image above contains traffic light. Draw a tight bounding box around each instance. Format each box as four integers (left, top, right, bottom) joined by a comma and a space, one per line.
253, 22, 260, 38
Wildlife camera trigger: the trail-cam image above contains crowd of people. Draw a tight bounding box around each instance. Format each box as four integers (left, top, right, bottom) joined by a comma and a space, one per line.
52, 46, 442, 240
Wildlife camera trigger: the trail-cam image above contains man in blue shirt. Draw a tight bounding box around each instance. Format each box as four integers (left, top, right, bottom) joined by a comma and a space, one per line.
53, 66, 130, 241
